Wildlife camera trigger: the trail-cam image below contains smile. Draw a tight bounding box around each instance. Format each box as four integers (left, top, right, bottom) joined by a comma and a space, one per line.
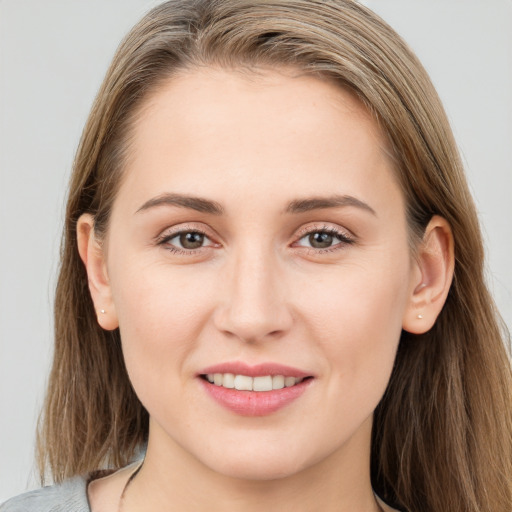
199, 362, 314, 416
204, 373, 304, 391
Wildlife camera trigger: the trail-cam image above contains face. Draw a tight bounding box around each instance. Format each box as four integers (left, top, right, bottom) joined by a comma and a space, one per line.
92, 67, 420, 481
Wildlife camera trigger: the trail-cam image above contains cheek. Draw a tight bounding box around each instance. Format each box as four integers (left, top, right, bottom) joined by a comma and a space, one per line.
109, 262, 216, 397
302, 251, 409, 333
297, 252, 410, 403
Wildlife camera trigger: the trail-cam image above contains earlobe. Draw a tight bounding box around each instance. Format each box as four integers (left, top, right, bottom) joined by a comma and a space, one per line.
76, 214, 119, 331
402, 215, 455, 334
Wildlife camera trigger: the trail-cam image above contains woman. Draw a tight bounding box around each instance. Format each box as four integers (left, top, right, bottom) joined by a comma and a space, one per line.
2, 1, 511, 511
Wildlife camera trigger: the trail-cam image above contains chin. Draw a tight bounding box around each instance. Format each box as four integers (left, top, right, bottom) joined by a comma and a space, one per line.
212, 458, 306, 482
196, 441, 320, 482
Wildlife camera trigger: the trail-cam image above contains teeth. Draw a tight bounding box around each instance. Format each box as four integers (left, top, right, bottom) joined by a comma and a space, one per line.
253, 376, 272, 391
222, 373, 235, 388
284, 376, 296, 387
272, 375, 284, 390
234, 374, 253, 391
205, 373, 304, 391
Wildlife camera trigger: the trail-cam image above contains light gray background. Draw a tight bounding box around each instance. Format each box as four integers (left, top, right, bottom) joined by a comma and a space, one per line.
1, 0, 510, 501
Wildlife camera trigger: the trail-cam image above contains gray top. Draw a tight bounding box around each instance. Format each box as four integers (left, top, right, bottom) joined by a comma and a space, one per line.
0, 476, 90, 512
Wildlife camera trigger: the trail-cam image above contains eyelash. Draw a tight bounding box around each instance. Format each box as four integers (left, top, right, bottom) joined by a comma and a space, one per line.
155, 226, 213, 256
155, 224, 355, 256
293, 225, 355, 253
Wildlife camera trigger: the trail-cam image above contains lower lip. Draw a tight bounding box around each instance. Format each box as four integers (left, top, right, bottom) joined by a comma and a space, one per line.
200, 378, 312, 416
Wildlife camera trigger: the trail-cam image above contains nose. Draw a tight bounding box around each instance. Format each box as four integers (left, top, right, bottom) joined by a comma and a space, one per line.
213, 249, 293, 343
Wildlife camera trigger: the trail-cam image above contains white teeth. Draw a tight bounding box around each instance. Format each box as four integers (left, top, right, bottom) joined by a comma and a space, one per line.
272, 375, 285, 390
222, 373, 235, 388
205, 373, 304, 391
253, 376, 273, 392
284, 376, 296, 387
234, 375, 253, 391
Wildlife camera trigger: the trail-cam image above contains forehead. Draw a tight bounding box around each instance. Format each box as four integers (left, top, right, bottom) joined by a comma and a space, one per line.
134, 66, 380, 149
117, 66, 401, 218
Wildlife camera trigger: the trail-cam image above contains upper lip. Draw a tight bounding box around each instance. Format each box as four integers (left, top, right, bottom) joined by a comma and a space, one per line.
199, 361, 312, 379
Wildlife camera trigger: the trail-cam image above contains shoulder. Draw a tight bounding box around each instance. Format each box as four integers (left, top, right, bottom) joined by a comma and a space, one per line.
0, 476, 89, 512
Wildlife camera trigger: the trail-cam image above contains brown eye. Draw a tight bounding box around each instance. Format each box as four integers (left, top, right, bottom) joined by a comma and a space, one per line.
159, 230, 214, 252
308, 232, 334, 249
179, 232, 205, 249
295, 227, 354, 252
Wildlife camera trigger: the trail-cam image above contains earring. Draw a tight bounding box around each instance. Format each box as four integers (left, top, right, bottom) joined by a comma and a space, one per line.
417, 314, 423, 319
100, 309, 106, 314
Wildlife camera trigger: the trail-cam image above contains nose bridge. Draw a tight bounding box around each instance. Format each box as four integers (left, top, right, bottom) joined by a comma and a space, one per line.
215, 242, 292, 342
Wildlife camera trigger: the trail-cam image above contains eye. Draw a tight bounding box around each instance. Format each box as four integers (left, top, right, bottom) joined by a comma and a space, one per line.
173, 231, 207, 250
295, 226, 354, 251
157, 228, 216, 253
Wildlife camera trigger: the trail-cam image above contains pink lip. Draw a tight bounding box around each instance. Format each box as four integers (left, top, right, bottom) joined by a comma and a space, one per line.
198, 361, 314, 416
199, 361, 312, 378
200, 379, 312, 416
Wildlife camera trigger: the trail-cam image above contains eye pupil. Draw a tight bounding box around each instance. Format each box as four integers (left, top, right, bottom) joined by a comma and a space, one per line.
180, 232, 204, 249
309, 232, 333, 248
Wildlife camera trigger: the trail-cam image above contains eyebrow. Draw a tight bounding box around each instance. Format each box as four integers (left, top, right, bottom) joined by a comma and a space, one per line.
135, 192, 376, 217
136, 193, 225, 215
285, 195, 377, 216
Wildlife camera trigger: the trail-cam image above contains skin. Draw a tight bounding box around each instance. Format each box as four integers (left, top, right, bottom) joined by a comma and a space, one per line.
80, 67, 454, 512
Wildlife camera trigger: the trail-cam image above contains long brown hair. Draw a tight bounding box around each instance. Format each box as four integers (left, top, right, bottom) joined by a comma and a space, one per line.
38, 1, 512, 511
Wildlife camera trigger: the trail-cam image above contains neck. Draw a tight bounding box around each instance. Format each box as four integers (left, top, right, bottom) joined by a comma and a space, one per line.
124, 417, 382, 512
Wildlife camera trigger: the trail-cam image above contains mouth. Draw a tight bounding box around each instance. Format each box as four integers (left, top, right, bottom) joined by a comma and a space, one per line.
198, 362, 314, 416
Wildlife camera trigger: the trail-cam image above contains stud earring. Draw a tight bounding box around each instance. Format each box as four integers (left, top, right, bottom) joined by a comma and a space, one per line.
100, 309, 106, 314
417, 314, 423, 319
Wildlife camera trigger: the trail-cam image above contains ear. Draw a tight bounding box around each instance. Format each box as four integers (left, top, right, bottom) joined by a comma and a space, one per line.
402, 215, 455, 334
76, 214, 119, 331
